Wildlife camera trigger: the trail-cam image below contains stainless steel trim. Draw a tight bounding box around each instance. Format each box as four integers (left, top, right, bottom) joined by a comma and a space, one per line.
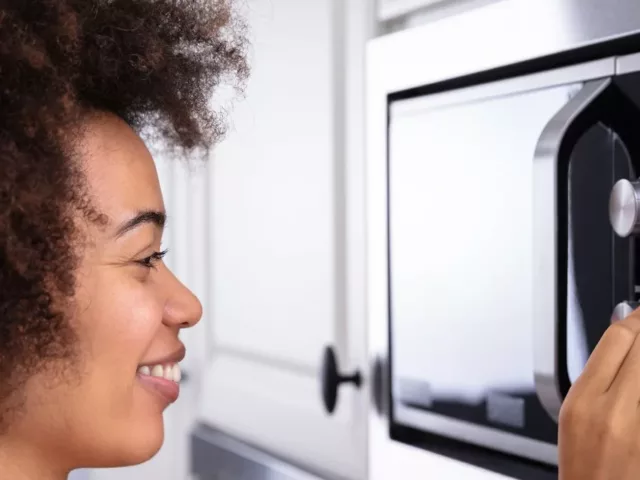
394, 404, 558, 466
368, 0, 640, 93
532, 77, 612, 422
617, 52, 640, 75
191, 423, 336, 480
391, 57, 615, 117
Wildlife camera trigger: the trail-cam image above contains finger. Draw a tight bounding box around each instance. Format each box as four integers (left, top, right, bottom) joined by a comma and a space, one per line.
609, 327, 640, 403
572, 313, 640, 395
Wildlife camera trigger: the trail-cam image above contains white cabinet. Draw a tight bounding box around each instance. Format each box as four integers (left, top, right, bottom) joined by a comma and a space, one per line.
377, 0, 445, 20
86, 1, 375, 479
196, 1, 374, 479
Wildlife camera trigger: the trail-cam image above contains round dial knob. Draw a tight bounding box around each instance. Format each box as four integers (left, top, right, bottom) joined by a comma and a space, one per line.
611, 301, 640, 324
609, 179, 640, 237
320, 346, 361, 415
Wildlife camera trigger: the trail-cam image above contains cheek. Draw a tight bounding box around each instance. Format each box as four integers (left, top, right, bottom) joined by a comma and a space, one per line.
94, 287, 166, 463
75, 279, 164, 408
36, 279, 167, 466
86, 280, 163, 358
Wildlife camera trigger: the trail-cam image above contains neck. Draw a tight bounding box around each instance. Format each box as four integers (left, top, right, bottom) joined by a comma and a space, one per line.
0, 436, 69, 480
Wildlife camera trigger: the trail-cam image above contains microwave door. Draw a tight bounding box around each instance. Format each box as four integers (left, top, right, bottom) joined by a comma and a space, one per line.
534, 78, 640, 422
388, 76, 598, 465
387, 60, 640, 466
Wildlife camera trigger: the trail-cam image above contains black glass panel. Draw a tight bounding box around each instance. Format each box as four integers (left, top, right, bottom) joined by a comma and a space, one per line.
566, 125, 634, 384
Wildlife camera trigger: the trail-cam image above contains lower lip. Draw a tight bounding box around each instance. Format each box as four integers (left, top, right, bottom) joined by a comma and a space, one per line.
137, 373, 180, 404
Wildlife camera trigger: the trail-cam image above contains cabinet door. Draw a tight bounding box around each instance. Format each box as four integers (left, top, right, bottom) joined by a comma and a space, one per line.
197, 0, 371, 479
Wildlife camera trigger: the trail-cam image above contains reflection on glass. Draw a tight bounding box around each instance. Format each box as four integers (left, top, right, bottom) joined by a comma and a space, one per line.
389, 82, 582, 442
566, 231, 589, 384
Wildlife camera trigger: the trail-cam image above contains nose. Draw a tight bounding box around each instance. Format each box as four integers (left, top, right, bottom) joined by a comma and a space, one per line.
162, 269, 203, 329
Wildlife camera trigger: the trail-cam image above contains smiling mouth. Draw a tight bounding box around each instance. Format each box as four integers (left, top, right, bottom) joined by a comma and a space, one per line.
137, 363, 181, 383
136, 363, 181, 404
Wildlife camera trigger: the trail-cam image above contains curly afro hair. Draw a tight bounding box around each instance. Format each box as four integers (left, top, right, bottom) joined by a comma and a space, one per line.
0, 0, 248, 420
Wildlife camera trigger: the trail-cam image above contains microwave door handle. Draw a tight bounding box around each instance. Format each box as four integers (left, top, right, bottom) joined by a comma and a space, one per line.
533, 77, 612, 422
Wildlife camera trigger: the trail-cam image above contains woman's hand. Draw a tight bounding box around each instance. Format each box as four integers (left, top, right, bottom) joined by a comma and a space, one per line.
559, 313, 640, 479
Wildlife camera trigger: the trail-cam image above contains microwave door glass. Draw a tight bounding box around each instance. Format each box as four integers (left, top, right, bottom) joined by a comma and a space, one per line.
388, 83, 583, 446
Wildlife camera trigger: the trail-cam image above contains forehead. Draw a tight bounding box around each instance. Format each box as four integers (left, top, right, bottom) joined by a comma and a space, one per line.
78, 113, 164, 220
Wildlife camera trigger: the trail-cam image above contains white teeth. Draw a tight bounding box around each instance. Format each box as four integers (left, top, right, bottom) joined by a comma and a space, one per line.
151, 365, 164, 378
137, 363, 181, 383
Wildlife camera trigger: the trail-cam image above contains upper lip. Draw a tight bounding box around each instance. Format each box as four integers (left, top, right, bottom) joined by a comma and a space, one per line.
139, 344, 186, 366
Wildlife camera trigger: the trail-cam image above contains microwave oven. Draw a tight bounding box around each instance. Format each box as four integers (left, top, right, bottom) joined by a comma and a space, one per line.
366, 0, 640, 477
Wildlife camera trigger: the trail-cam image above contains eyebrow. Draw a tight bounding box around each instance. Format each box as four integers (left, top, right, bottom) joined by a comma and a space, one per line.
114, 210, 166, 239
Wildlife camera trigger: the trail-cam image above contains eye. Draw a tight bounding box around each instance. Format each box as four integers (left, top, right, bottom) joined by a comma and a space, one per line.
136, 249, 168, 270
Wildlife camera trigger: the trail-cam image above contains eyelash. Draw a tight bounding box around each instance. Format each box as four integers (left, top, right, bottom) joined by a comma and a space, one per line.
136, 249, 168, 270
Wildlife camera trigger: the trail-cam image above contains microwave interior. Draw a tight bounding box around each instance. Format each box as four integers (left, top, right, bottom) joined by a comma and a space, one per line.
386, 59, 640, 471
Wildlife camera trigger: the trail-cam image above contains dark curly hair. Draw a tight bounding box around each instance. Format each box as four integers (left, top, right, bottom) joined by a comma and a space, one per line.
0, 0, 248, 420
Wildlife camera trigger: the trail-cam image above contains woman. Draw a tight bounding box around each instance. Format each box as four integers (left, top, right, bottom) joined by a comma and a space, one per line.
0, 0, 247, 478
0, 1, 639, 479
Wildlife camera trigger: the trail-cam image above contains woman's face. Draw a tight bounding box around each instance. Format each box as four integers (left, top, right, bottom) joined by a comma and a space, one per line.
9, 113, 202, 472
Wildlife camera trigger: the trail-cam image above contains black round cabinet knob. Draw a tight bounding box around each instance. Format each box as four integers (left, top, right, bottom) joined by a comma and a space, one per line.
371, 356, 386, 416
321, 346, 362, 414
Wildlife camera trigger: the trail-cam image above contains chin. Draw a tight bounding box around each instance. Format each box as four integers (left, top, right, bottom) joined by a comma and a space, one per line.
90, 413, 166, 468
120, 417, 166, 466
122, 431, 165, 465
